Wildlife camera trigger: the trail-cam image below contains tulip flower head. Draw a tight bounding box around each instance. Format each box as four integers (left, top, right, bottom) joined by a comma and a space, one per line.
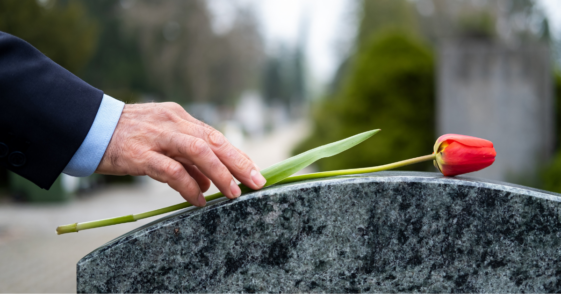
433, 134, 496, 177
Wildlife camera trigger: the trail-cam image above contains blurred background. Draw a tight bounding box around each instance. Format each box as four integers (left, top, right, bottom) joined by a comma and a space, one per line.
1, 0, 561, 291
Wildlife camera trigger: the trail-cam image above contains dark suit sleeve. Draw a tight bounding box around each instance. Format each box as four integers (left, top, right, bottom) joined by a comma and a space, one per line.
0, 32, 103, 189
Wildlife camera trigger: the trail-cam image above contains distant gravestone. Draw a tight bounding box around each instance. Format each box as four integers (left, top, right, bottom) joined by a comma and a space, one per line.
438, 40, 553, 183
78, 172, 561, 293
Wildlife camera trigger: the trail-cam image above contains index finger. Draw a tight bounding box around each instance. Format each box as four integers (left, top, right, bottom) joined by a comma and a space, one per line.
175, 121, 266, 191
204, 127, 266, 190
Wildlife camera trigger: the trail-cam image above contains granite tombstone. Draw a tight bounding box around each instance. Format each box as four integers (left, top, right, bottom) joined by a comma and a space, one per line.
438, 41, 553, 182
78, 172, 561, 292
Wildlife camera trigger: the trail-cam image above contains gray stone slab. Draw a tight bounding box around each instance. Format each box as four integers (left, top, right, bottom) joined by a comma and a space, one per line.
437, 41, 553, 183
77, 172, 561, 293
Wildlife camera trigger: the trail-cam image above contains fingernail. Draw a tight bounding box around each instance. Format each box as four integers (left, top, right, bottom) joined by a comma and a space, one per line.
251, 170, 267, 188
230, 180, 241, 198
198, 193, 206, 207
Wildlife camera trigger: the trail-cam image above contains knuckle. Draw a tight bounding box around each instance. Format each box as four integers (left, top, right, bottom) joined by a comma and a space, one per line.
234, 154, 251, 171
165, 162, 184, 181
210, 160, 230, 179
208, 129, 226, 147
184, 178, 199, 192
190, 138, 209, 156
235, 156, 251, 170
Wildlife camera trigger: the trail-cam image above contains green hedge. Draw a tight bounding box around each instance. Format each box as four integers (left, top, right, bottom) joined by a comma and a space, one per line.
294, 30, 435, 171
541, 72, 561, 193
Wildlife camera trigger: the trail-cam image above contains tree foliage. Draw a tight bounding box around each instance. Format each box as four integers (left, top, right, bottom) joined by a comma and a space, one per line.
330, 0, 417, 96
119, 0, 263, 105
540, 73, 561, 192
261, 46, 306, 107
294, 30, 435, 171
357, 0, 417, 47
74, 0, 151, 102
0, 0, 97, 74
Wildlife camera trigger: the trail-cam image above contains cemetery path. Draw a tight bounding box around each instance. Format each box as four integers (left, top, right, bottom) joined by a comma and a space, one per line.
0, 121, 310, 293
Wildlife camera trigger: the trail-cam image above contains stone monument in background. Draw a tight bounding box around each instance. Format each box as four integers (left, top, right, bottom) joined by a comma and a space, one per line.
437, 40, 553, 184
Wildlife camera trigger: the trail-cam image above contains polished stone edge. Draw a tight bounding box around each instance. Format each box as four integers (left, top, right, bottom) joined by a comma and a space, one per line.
79, 171, 561, 265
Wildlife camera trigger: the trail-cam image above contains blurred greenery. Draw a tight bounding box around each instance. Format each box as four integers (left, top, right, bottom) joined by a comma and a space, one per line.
457, 12, 496, 40
74, 0, 151, 103
357, 0, 417, 48
113, 0, 264, 106
294, 0, 434, 172
0, 0, 97, 74
262, 45, 306, 107
541, 72, 561, 193
294, 30, 435, 172
329, 0, 417, 96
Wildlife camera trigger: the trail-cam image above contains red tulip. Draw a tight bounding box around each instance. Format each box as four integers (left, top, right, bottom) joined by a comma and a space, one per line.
433, 134, 496, 176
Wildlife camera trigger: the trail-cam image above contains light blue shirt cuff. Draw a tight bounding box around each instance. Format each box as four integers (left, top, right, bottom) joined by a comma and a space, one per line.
63, 94, 125, 177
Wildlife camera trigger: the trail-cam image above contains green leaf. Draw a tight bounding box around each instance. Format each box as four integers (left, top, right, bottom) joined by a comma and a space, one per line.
257, 129, 380, 188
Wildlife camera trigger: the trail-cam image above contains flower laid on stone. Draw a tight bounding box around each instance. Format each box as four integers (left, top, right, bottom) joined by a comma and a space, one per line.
433, 134, 496, 176
57, 129, 380, 234
56, 131, 496, 235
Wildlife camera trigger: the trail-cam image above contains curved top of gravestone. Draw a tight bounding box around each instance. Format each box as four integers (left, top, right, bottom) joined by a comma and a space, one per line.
78, 172, 561, 293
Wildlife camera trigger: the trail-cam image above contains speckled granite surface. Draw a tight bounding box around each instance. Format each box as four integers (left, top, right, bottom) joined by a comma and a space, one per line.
77, 172, 561, 293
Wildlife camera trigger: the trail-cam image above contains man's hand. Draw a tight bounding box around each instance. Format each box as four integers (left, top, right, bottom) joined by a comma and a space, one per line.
95, 102, 267, 207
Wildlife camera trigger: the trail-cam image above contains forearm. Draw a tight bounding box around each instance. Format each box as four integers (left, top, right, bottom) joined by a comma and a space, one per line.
0, 31, 103, 189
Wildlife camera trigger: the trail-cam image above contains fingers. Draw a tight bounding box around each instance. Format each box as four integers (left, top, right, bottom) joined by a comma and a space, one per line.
159, 103, 266, 191
166, 134, 242, 199
144, 153, 206, 207
179, 125, 266, 190
183, 164, 211, 192
234, 146, 259, 170
206, 129, 266, 189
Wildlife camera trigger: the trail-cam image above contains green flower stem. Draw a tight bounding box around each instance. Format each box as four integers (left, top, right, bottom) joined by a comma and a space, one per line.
133, 193, 226, 220
56, 215, 137, 235
56, 153, 435, 235
276, 153, 436, 185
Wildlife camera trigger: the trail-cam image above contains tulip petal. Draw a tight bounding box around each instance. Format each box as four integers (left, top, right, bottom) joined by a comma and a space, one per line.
435, 134, 493, 150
